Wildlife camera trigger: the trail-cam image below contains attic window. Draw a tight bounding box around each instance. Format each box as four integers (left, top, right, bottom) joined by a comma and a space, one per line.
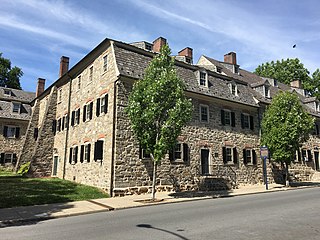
316, 102, 320, 112
217, 67, 222, 73
264, 85, 270, 98
199, 71, 208, 87
234, 66, 239, 74
4, 89, 11, 96
228, 83, 238, 96
12, 102, 21, 113
145, 44, 152, 51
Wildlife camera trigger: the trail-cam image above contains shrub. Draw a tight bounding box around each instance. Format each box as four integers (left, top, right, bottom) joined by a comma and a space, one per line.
17, 162, 30, 176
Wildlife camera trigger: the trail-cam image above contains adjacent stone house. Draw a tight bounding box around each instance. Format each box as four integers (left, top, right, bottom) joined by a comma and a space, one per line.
0, 86, 35, 168
18, 36, 320, 196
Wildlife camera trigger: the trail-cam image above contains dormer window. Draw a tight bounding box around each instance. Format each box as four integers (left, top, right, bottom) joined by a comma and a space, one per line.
228, 83, 238, 96
12, 102, 21, 113
315, 102, 320, 112
217, 67, 222, 73
4, 89, 11, 96
234, 66, 239, 74
264, 85, 270, 98
199, 71, 208, 87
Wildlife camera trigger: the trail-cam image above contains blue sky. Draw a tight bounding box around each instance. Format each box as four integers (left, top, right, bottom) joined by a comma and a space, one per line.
1, 0, 319, 92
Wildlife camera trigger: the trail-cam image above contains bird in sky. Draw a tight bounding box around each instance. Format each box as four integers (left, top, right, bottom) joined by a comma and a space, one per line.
293, 44, 296, 48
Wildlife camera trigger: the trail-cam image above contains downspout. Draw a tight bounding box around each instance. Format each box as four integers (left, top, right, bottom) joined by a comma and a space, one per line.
62, 74, 73, 179
110, 78, 120, 197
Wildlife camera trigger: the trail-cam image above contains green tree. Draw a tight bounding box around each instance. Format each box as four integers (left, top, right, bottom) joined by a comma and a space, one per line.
254, 58, 320, 99
126, 44, 193, 200
261, 91, 314, 186
0, 53, 23, 89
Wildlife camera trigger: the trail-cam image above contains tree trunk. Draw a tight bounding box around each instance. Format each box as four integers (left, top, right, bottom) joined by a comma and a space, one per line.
151, 160, 157, 201
285, 162, 290, 187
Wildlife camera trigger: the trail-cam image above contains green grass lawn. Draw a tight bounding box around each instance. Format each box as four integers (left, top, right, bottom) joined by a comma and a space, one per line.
0, 170, 109, 208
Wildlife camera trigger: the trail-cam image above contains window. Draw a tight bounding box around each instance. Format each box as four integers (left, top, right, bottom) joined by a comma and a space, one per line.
199, 71, 207, 87
89, 66, 93, 82
221, 109, 235, 127
71, 109, 81, 126
140, 148, 151, 159
34, 128, 38, 140
103, 55, 108, 72
217, 67, 222, 73
94, 140, 104, 161
83, 102, 93, 122
3, 126, 20, 138
58, 88, 62, 103
145, 44, 152, 51
243, 149, 257, 165
229, 83, 237, 96
4, 89, 11, 96
61, 115, 69, 130
301, 149, 307, 161
223, 147, 238, 164
57, 118, 62, 132
96, 95, 108, 117
264, 85, 270, 98
69, 146, 78, 164
169, 143, 189, 162
12, 102, 21, 113
78, 76, 81, 90
241, 113, 254, 130
0, 153, 17, 164
80, 143, 91, 163
200, 104, 209, 123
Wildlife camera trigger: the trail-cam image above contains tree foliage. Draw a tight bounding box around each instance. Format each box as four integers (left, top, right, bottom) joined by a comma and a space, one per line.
261, 91, 314, 166
255, 58, 320, 99
126, 44, 193, 163
0, 53, 23, 89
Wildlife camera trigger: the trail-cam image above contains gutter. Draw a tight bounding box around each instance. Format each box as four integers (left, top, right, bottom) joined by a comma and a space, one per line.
62, 74, 73, 179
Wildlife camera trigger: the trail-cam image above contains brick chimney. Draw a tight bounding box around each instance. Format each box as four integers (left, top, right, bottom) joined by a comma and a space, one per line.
290, 80, 302, 89
59, 56, 69, 77
152, 37, 167, 53
36, 78, 45, 97
224, 52, 237, 65
178, 47, 193, 64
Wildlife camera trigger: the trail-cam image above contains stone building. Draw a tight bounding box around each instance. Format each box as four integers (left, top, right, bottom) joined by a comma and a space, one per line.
0, 86, 35, 168
18, 36, 320, 196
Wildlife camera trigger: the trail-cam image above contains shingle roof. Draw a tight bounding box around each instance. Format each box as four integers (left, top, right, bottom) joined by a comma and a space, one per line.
113, 42, 258, 107
0, 87, 35, 103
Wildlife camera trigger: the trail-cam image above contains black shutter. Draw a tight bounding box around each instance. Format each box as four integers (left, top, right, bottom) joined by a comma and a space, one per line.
241, 114, 244, 129
307, 150, 312, 161
0, 153, 4, 164
88, 144, 91, 162
243, 149, 247, 164
222, 147, 227, 164
231, 112, 236, 127
80, 145, 84, 163
183, 143, 189, 162
252, 150, 257, 165
69, 148, 72, 164
94, 140, 103, 160
233, 147, 238, 164
104, 95, 108, 113
58, 118, 61, 131
77, 109, 80, 125
89, 102, 93, 120
316, 124, 320, 135
169, 148, 174, 161
62, 116, 65, 130
96, 98, 100, 117
33, 128, 38, 140
65, 115, 69, 129
139, 146, 142, 159
221, 110, 225, 125
250, 116, 254, 130
74, 146, 78, 164
83, 105, 87, 122
52, 120, 57, 134
3, 126, 8, 137
13, 154, 17, 164
15, 127, 20, 138
71, 111, 75, 126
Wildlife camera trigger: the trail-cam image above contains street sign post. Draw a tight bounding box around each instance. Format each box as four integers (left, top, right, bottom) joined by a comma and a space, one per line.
260, 146, 269, 190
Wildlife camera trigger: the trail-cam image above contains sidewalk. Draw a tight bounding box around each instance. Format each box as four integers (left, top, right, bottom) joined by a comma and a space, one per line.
1, 182, 319, 227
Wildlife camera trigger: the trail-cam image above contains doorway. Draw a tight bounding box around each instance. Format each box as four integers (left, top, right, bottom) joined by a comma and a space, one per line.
314, 151, 320, 171
201, 149, 210, 175
53, 156, 59, 176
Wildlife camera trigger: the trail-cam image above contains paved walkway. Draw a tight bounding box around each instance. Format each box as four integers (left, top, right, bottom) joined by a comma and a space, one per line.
1, 182, 319, 227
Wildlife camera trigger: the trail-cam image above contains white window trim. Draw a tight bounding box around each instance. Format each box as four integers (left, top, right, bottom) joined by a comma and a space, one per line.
74, 108, 80, 126
224, 109, 232, 126
100, 95, 106, 115
245, 149, 253, 165
225, 147, 234, 164
264, 85, 270, 98
12, 102, 21, 114
84, 143, 90, 162
228, 83, 238, 96
199, 71, 208, 87
199, 104, 209, 123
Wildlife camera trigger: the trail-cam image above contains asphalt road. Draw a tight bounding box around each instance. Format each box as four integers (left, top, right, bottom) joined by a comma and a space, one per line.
1, 188, 320, 240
